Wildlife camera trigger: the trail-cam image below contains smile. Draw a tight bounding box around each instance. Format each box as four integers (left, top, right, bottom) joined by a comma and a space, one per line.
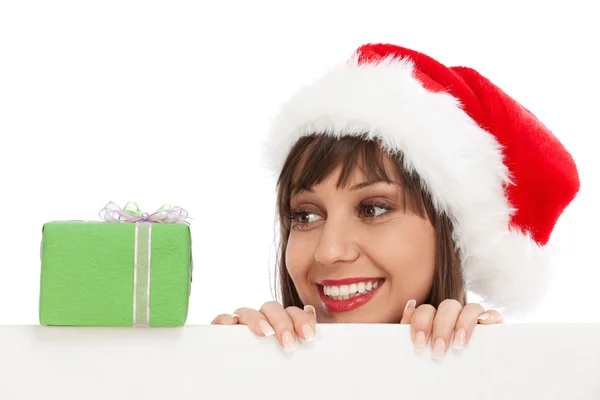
317, 278, 385, 312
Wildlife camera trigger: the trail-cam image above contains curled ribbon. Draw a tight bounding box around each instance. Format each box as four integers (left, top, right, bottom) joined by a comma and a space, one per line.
99, 201, 193, 328
99, 201, 191, 224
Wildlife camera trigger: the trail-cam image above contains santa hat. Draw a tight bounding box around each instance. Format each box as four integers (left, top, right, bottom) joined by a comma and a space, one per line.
263, 43, 579, 314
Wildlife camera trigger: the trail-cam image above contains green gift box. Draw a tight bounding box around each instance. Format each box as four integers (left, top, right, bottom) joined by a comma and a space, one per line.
39, 202, 193, 327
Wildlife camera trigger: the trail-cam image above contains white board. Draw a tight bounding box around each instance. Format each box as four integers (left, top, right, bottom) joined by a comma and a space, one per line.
0, 324, 599, 399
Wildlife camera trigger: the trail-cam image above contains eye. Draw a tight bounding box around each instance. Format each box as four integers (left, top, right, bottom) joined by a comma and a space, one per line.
296, 211, 321, 224
288, 208, 323, 229
358, 201, 393, 219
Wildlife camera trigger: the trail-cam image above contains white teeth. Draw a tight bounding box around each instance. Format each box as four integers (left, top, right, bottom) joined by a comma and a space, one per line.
357, 282, 366, 293
322, 280, 383, 300
349, 283, 357, 294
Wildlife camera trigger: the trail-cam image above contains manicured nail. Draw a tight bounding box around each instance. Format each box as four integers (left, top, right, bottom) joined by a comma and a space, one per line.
432, 338, 446, 360
230, 313, 240, 319
301, 324, 315, 342
304, 305, 316, 318
452, 328, 466, 349
478, 313, 490, 321
258, 320, 275, 337
282, 331, 296, 351
404, 299, 416, 313
414, 331, 427, 351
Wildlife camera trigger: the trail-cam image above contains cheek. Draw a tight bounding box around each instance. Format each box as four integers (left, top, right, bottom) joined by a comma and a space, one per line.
374, 219, 436, 297
285, 233, 314, 293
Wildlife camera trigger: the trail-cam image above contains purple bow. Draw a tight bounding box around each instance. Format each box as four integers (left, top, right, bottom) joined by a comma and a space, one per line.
99, 201, 190, 224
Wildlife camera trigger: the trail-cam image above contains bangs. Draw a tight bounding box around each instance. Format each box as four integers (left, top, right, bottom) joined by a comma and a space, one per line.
277, 134, 427, 217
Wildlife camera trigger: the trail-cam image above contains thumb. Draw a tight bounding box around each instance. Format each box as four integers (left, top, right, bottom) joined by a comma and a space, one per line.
211, 313, 240, 325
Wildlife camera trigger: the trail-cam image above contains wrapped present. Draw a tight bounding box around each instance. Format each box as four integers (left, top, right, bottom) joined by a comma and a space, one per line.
39, 202, 193, 327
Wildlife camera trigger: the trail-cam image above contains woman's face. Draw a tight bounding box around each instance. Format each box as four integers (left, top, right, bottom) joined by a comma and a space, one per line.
286, 164, 436, 323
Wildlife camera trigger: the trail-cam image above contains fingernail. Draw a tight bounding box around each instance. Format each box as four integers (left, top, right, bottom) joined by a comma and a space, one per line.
432, 338, 446, 360
452, 328, 466, 349
282, 331, 296, 351
404, 299, 416, 313
304, 305, 316, 318
497, 313, 504, 322
230, 313, 240, 319
258, 320, 275, 337
301, 324, 315, 342
414, 331, 427, 351
478, 313, 490, 321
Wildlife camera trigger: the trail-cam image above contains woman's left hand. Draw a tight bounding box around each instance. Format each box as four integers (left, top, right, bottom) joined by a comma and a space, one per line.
400, 299, 503, 360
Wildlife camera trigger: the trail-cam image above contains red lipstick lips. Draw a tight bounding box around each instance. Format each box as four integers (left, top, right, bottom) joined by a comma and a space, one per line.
317, 278, 384, 313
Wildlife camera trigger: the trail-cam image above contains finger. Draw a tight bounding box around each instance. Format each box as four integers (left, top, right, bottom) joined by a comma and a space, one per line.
285, 306, 317, 342
431, 299, 463, 359
304, 304, 317, 322
260, 301, 297, 351
410, 304, 436, 351
400, 299, 417, 324
477, 309, 504, 325
234, 307, 276, 338
451, 303, 485, 349
210, 313, 240, 325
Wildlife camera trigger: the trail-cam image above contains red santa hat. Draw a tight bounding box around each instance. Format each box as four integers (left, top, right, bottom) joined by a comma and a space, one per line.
263, 43, 580, 314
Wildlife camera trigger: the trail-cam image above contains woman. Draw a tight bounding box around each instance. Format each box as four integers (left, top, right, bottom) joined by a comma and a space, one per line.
212, 43, 580, 359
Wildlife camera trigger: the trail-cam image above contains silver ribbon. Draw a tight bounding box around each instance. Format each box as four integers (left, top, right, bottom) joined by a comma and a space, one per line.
133, 222, 152, 327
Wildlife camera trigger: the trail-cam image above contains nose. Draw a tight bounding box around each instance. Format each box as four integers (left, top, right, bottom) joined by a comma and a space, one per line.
314, 216, 359, 267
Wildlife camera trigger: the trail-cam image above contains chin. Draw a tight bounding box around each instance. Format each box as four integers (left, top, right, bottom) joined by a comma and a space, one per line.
317, 297, 402, 324
320, 310, 399, 324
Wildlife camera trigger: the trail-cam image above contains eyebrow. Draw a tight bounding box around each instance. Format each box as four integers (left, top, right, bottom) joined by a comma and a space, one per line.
293, 179, 395, 195
349, 180, 394, 191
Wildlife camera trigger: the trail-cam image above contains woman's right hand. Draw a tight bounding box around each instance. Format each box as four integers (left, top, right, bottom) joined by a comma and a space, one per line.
211, 301, 317, 351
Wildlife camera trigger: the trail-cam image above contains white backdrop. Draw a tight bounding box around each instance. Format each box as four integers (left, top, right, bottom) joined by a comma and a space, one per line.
1, 1, 598, 325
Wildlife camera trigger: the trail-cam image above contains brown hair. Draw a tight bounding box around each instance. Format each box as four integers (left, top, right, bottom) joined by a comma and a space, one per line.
274, 134, 466, 309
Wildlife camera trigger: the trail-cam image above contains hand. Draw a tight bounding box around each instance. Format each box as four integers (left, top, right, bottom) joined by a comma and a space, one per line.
400, 299, 503, 359
211, 301, 317, 352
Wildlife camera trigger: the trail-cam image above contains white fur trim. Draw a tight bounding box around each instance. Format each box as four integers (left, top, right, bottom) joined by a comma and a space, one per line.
263, 56, 549, 313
